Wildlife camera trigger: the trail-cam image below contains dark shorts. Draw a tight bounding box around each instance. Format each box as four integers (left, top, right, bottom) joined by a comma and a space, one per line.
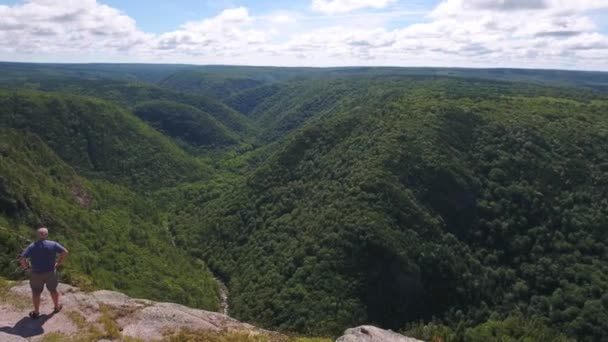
29, 271, 58, 294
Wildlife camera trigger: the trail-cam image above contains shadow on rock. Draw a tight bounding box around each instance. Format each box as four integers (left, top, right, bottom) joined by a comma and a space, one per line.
0, 312, 55, 338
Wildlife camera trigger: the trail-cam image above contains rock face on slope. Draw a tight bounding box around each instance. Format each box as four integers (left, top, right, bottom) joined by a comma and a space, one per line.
0, 281, 425, 342
336, 326, 424, 342
0, 281, 288, 341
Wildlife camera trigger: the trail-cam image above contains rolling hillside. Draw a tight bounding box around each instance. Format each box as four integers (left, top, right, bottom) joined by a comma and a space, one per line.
0, 63, 607, 341
0, 128, 219, 310
168, 77, 608, 339
133, 101, 239, 148
0, 77, 256, 138
0, 90, 209, 189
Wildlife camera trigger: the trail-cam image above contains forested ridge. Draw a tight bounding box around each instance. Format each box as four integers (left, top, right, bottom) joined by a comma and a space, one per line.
0, 128, 219, 309
0, 63, 607, 341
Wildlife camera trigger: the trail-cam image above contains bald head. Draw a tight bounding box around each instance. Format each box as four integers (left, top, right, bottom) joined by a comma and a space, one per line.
37, 227, 49, 240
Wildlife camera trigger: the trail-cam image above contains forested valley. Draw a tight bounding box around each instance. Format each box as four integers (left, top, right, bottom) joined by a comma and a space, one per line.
0, 63, 607, 341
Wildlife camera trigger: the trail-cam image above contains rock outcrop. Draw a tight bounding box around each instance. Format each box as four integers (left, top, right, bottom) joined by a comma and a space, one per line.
336, 326, 424, 342
0, 281, 288, 341
0, 281, 425, 342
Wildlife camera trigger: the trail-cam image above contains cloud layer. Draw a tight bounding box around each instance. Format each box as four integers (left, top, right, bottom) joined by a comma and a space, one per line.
0, 0, 150, 55
312, 0, 397, 14
0, 0, 607, 70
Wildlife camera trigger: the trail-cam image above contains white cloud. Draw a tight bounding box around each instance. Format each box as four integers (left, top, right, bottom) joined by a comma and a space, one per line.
0, 0, 607, 69
432, 0, 608, 17
153, 7, 268, 58
311, 0, 396, 14
0, 0, 150, 55
268, 14, 297, 24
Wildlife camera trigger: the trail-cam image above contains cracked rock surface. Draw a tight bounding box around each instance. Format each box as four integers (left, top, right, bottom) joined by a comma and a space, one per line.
336, 326, 424, 342
0, 281, 281, 341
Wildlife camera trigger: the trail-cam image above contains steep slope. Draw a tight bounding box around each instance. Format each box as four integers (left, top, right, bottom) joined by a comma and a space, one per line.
169, 78, 608, 340
133, 101, 239, 148
0, 78, 256, 138
227, 76, 606, 143
243, 79, 373, 141
0, 90, 208, 189
225, 84, 283, 116
0, 128, 219, 308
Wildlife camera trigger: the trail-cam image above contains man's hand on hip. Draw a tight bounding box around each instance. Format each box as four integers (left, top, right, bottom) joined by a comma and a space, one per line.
19, 257, 30, 271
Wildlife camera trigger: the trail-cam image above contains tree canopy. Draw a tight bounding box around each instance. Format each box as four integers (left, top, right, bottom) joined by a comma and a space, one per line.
0, 64, 607, 341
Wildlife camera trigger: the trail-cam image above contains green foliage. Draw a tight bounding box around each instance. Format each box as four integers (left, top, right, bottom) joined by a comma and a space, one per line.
168, 77, 608, 338
133, 100, 239, 148
0, 61, 190, 83
2, 64, 608, 342
164, 330, 290, 342
0, 77, 256, 136
160, 70, 268, 99
0, 128, 219, 310
225, 84, 282, 116
464, 315, 571, 342
405, 314, 571, 342
0, 90, 207, 189
0, 276, 10, 296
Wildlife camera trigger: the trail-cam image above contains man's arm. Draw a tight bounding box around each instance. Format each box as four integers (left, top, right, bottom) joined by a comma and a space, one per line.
19, 256, 30, 270
20, 244, 32, 270
55, 250, 68, 269
54, 242, 68, 269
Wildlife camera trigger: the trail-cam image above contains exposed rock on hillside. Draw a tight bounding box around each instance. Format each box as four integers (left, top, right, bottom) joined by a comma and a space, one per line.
0, 281, 425, 342
336, 326, 424, 342
0, 281, 288, 341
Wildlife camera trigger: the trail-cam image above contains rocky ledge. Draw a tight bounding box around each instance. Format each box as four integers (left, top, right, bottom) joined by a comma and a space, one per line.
0, 281, 287, 341
0, 281, 423, 342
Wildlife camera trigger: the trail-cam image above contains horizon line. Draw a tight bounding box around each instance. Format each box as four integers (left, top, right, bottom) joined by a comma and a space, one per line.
0, 60, 607, 74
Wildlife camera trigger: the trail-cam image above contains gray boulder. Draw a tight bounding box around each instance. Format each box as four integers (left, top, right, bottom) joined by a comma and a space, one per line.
336, 325, 424, 342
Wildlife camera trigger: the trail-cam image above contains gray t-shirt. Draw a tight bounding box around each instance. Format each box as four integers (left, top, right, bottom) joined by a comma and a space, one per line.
21, 240, 66, 273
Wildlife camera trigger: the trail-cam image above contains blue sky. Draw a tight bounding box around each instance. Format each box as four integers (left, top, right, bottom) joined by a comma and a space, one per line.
93, 0, 435, 33
103, 0, 294, 33
0, 0, 607, 70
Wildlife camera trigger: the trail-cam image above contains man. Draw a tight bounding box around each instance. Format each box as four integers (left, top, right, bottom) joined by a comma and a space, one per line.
19, 227, 69, 319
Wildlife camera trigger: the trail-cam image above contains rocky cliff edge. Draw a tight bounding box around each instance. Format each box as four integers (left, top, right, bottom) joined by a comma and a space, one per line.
0, 281, 423, 342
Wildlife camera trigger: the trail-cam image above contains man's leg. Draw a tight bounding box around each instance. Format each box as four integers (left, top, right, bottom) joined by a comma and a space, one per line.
50, 290, 60, 308
32, 292, 41, 313
46, 271, 61, 310
29, 273, 44, 314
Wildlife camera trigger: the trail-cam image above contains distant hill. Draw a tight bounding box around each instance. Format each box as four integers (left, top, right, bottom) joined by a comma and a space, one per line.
133, 100, 239, 148
158, 65, 608, 95
0, 62, 191, 83
0, 77, 256, 137
0, 90, 207, 189
159, 70, 264, 99
224, 76, 606, 143
2, 62, 607, 91
225, 84, 283, 116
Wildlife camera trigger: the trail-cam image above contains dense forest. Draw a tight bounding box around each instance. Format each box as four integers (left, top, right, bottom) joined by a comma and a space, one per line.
0, 63, 607, 341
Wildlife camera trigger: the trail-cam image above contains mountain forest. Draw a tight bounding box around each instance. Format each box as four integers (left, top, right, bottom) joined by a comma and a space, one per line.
0, 62, 607, 341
